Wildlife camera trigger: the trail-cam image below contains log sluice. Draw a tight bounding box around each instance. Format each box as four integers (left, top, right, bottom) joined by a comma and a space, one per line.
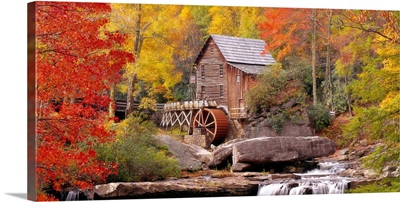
160, 100, 228, 146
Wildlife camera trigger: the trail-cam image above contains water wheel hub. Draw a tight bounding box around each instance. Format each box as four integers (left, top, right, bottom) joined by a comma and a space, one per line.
192, 108, 228, 145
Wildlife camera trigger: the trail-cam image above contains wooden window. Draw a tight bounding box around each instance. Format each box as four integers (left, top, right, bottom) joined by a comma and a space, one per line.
201, 65, 205, 78
219, 85, 223, 98
201, 86, 205, 99
210, 45, 214, 54
219, 65, 223, 77
236, 74, 240, 83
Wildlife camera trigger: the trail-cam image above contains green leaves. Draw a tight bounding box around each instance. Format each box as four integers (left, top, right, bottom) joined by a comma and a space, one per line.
245, 64, 286, 113
307, 104, 332, 131
340, 12, 400, 173
96, 114, 181, 182
245, 63, 304, 115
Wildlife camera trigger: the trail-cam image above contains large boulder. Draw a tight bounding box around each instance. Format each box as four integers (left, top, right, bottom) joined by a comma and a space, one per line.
231, 163, 253, 172
154, 135, 212, 171
207, 138, 245, 167
232, 137, 336, 165
208, 136, 335, 170
93, 176, 260, 199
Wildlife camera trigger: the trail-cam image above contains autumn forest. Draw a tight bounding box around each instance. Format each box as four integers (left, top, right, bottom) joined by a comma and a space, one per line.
31, 1, 399, 200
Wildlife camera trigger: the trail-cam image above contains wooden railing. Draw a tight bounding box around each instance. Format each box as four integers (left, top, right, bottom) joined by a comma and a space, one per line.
115, 100, 164, 113
163, 100, 218, 112
230, 108, 247, 119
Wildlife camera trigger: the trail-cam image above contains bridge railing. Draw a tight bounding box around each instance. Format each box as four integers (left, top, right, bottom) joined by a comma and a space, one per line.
229, 108, 247, 119
163, 100, 218, 112
115, 100, 164, 113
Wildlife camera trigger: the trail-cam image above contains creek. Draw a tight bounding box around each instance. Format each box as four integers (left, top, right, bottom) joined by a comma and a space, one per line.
257, 161, 352, 195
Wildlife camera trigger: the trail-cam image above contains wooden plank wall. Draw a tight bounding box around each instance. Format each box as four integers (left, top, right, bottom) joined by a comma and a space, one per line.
226, 64, 258, 111
196, 38, 258, 113
196, 39, 228, 108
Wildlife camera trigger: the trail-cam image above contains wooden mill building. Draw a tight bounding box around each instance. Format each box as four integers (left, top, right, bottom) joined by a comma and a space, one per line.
194, 34, 276, 118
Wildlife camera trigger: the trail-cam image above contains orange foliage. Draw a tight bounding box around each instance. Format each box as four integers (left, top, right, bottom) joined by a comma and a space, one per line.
259, 8, 313, 61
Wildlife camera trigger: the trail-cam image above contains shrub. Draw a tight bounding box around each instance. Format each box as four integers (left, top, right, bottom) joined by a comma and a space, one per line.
270, 113, 285, 133
307, 104, 332, 131
323, 78, 348, 115
96, 113, 181, 182
349, 177, 400, 193
245, 63, 288, 114
245, 63, 305, 115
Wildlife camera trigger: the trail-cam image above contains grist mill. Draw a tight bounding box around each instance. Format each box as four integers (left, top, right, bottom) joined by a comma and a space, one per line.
160, 34, 276, 148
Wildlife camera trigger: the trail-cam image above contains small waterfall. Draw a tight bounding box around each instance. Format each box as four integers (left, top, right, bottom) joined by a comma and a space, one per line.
258, 161, 351, 196
257, 184, 290, 195
65, 190, 80, 201
60, 189, 91, 201
258, 177, 349, 196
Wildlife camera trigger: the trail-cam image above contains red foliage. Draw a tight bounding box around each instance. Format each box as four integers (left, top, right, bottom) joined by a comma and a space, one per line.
35, 2, 133, 199
259, 8, 313, 61
37, 193, 58, 201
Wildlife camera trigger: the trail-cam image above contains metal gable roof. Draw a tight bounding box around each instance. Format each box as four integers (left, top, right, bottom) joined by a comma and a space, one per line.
210, 34, 276, 66
227, 62, 269, 75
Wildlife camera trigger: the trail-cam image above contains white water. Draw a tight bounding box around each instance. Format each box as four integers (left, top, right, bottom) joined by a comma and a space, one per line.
258, 161, 351, 196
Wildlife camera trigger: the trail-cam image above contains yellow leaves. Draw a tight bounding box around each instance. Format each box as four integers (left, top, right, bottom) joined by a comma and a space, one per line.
237, 7, 264, 38
207, 6, 265, 38
208, 6, 238, 35
105, 22, 120, 33
372, 32, 400, 104
123, 62, 136, 79
105, 4, 188, 101
179, 6, 193, 20
107, 4, 137, 34
380, 92, 400, 112
137, 41, 178, 88
138, 97, 156, 111
114, 120, 129, 138
116, 82, 127, 95
36, 42, 48, 52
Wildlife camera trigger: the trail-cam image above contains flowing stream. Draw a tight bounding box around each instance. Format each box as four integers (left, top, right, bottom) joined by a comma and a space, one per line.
258, 161, 352, 195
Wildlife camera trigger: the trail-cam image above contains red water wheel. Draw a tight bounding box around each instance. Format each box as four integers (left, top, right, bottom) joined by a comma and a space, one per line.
192, 108, 228, 145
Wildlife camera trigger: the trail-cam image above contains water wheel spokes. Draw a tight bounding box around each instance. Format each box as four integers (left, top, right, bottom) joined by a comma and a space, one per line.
205, 121, 215, 127
192, 108, 228, 145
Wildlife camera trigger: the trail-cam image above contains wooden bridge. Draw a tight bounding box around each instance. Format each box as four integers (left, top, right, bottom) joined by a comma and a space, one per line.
114, 99, 164, 120
160, 100, 229, 145
160, 100, 217, 132
114, 99, 244, 146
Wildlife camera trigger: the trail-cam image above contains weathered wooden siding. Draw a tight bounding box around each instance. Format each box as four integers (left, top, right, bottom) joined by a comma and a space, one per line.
196, 39, 228, 108
226, 64, 257, 111
226, 64, 238, 110
195, 38, 259, 115
243, 73, 258, 108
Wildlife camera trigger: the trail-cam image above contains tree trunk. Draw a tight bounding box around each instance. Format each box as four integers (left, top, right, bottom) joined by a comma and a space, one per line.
345, 76, 353, 117
126, 74, 138, 117
325, 10, 334, 111
133, 4, 142, 59
312, 9, 318, 105
126, 4, 142, 117
109, 84, 115, 117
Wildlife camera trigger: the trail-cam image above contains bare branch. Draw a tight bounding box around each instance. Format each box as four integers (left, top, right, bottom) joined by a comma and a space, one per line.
142, 22, 152, 33
36, 32, 63, 37
39, 49, 79, 58
338, 12, 400, 44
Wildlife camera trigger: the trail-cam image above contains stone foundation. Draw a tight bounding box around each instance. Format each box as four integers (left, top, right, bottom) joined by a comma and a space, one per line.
184, 128, 213, 148
226, 119, 245, 142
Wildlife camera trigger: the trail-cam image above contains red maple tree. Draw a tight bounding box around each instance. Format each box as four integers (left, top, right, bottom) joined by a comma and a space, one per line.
35, 2, 134, 200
